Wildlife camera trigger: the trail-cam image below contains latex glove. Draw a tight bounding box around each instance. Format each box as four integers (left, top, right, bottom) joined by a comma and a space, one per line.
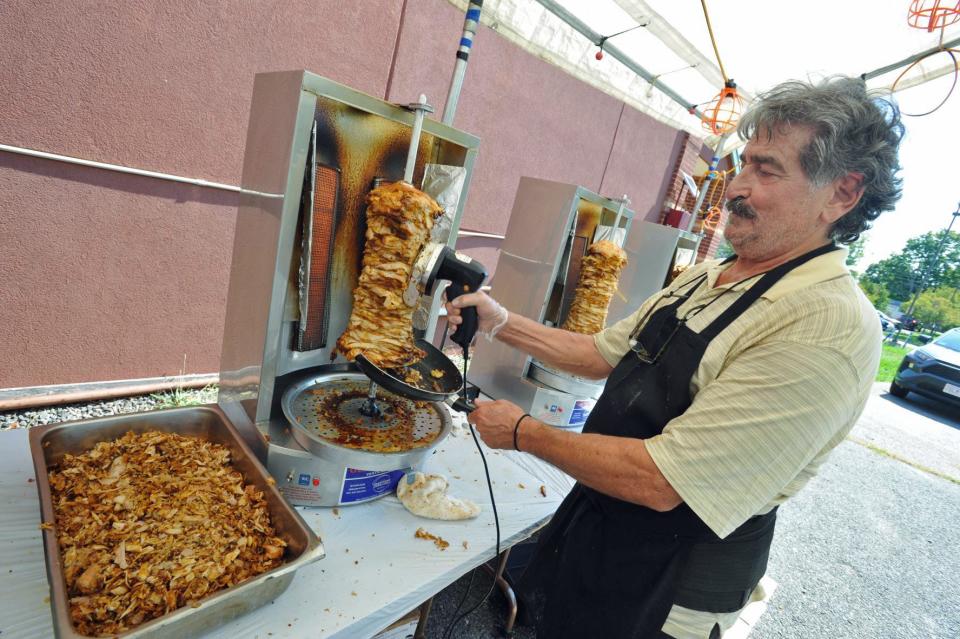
445, 290, 508, 341
396, 472, 480, 520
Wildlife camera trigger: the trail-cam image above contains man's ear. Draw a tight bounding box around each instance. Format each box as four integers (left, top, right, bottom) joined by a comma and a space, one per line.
822, 172, 865, 224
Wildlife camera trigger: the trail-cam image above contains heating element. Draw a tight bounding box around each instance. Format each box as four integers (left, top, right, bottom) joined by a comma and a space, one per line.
296, 129, 340, 351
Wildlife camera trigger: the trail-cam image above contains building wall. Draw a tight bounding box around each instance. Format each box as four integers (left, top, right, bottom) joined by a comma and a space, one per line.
0, 0, 687, 389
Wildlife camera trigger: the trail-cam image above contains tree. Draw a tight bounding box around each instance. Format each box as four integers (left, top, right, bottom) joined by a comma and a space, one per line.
714, 240, 735, 259
858, 280, 890, 311
862, 230, 960, 300
912, 286, 960, 332
846, 236, 865, 267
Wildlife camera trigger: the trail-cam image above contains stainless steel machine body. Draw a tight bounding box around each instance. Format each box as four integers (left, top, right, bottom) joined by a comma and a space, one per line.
468, 177, 697, 428
217, 71, 480, 506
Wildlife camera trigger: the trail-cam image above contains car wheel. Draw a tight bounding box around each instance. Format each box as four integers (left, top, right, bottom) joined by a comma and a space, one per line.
889, 380, 908, 398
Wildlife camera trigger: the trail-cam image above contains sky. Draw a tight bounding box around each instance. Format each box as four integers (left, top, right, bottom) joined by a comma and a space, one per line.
858, 75, 960, 269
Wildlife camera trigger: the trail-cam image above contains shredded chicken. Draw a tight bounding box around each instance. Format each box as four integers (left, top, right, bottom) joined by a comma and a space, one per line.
47, 431, 286, 636
336, 182, 443, 368
414, 527, 450, 550
561, 240, 628, 335
403, 369, 423, 385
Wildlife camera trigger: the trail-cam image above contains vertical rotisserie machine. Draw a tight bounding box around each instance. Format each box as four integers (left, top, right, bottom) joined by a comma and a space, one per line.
468, 177, 688, 428
217, 71, 479, 506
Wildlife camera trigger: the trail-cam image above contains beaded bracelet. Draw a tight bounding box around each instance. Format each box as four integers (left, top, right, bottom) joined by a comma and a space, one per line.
513, 413, 530, 451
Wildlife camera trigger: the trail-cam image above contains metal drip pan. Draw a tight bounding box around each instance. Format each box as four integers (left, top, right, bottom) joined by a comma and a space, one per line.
528, 359, 606, 400
281, 371, 451, 472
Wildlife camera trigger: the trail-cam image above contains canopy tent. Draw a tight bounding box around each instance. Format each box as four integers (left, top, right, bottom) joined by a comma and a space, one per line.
449, 0, 959, 144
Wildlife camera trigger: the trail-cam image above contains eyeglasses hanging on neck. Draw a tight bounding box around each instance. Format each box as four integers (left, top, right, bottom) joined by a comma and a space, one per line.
628, 270, 762, 365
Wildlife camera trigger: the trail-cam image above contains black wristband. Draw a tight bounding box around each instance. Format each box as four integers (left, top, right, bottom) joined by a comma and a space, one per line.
513, 413, 530, 451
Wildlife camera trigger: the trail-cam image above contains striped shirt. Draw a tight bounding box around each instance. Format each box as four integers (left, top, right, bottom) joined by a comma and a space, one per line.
594, 247, 880, 539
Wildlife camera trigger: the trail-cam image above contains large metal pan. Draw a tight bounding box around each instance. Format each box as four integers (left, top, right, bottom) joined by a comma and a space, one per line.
28, 405, 325, 639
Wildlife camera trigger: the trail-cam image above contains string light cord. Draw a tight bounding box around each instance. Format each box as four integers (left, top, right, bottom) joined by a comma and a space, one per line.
598, 22, 648, 47
699, 0, 728, 83
595, 21, 649, 59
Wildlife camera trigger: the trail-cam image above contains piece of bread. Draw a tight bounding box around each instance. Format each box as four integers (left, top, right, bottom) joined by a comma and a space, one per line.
396, 472, 480, 520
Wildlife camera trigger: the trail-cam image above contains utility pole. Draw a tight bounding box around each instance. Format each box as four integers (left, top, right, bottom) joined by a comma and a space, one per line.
892, 200, 960, 343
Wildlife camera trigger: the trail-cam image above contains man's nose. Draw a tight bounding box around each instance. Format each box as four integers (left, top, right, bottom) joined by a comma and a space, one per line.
725, 170, 749, 201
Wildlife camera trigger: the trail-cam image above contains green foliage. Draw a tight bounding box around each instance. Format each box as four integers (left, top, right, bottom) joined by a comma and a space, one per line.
862, 230, 960, 300
714, 240, 735, 260
845, 236, 865, 267
858, 279, 890, 311
911, 286, 960, 331
150, 385, 218, 409
877, 344, 908, 382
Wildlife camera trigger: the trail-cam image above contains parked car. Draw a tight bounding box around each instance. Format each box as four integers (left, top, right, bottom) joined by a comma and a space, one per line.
877, 310, 899, 331
899, 314, 920, 331
890, 327, 960, 409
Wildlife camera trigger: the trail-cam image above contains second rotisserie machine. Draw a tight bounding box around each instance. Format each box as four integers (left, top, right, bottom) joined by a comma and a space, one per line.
468, 177, 695, 428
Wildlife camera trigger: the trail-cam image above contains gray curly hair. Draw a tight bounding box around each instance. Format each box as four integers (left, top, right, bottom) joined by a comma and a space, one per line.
737, 76, 904, 244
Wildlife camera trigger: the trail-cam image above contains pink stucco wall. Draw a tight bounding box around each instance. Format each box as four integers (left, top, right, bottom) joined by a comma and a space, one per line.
0, 0, 401, 183
0, 0, 404, 388
0, 0, 685, 389
600, 106, 686, 223
0, 154, 237, 383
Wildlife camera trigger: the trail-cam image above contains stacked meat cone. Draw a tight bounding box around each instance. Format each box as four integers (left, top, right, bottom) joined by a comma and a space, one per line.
336, 181, 443, 368
561, 240, 628, 335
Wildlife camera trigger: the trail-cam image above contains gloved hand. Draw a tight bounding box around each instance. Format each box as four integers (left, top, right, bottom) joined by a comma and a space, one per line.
444, 290, 508, 340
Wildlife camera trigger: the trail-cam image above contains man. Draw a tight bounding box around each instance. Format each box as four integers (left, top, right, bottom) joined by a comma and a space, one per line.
445, 77, 903, 638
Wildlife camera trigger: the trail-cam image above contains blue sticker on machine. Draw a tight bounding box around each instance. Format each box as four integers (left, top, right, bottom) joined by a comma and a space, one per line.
340, 468, 407, 504
569, 400, 594, 425
298, 473, 311, 486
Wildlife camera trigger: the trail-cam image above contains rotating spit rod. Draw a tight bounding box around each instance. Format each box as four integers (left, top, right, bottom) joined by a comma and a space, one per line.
359, 381, 383, 418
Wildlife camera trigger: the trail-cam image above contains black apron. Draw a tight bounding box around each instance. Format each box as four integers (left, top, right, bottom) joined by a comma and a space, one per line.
518, 243, 839, 638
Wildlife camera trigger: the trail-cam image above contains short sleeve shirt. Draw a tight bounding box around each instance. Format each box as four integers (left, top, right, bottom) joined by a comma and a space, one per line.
594, 247, 881, 538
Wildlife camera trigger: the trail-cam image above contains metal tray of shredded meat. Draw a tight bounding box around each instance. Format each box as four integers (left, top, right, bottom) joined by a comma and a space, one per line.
28, 405, 325, 639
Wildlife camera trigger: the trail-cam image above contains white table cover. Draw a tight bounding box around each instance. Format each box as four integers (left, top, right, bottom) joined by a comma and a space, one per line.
0, 411, 572, 639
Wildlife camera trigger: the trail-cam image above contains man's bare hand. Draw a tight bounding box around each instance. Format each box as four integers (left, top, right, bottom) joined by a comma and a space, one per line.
466, 399, 528, 450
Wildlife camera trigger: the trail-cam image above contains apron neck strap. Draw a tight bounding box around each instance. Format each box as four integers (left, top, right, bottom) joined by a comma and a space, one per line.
698, 242, 841, 342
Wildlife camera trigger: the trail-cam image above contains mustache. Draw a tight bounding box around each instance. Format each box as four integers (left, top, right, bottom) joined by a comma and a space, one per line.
726, 197, 757, 219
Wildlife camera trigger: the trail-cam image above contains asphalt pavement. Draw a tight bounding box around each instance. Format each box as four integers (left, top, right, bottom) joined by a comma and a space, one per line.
422, 384, 960, 638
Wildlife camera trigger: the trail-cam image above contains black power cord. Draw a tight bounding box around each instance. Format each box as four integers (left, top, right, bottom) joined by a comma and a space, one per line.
441, 343, 502, 639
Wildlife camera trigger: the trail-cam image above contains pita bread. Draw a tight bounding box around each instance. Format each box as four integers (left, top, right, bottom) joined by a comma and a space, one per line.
396, 472, 480, 520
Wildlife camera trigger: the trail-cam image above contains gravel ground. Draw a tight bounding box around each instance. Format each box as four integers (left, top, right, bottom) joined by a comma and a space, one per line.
4, 385, 957, 638
0, 387, 217, 430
